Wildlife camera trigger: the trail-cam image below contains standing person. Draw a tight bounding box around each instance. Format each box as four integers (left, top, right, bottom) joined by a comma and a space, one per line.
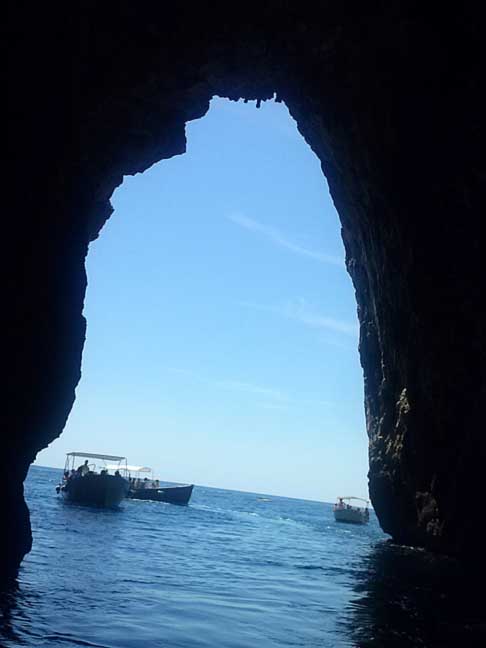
77, 459, 89, 476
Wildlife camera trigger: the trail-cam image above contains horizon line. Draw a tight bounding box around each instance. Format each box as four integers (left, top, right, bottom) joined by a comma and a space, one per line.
31, 463, 371, 506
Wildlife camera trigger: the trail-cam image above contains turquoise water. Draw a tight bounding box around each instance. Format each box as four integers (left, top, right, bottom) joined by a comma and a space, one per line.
1, 466, 483, 647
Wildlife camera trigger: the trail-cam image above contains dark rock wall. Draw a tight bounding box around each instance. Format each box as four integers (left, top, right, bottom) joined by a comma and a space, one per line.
5, 1, 485, 577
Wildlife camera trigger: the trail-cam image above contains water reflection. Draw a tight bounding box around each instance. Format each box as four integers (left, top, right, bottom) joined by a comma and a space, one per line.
0, 579, 18, 644
0, 578, 37, 646
4, 470, 486, 648
345, 541, 486, 647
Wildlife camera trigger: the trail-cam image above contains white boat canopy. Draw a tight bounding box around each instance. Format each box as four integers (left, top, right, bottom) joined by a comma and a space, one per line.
66, 452, 126, 462
337, 496, 370, 504
106, 464, 151, 473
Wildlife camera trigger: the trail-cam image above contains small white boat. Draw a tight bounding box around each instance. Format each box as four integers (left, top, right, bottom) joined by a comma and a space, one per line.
333, 496, 370, 524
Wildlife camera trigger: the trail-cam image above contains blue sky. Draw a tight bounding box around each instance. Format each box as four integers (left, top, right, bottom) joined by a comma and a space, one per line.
36, 97, 368, 502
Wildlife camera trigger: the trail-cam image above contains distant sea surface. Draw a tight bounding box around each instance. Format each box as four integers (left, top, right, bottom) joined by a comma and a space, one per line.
1, 466, 484, 647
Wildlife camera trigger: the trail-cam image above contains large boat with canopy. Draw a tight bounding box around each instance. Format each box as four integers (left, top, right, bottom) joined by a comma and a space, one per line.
111, 464, 194, 505
56, 452, 129, 508
333, 496, 370, 524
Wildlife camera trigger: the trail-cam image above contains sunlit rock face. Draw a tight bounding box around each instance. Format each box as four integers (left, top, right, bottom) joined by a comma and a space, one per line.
5, 2, 485, 576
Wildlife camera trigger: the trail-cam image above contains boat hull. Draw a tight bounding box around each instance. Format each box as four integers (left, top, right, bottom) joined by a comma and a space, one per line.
334, 507, 369, 524
60, 474, 129, 508
128, 484, 194, 505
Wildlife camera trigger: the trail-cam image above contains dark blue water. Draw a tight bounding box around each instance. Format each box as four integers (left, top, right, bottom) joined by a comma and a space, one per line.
1, 467, 484, 647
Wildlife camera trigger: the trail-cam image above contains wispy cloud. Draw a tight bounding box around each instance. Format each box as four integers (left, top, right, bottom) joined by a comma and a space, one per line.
167, 368, 286, 402
228, 213, 344, 268
166, 367, 334, 411
283, 300, 359, 336
238, 298, 359, 337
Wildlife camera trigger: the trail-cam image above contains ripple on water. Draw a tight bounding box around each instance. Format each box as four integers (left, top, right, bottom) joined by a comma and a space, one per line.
2, 467, 482, 648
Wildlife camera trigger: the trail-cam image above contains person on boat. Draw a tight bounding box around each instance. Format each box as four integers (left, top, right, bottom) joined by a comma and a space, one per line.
77, 460, 89, 476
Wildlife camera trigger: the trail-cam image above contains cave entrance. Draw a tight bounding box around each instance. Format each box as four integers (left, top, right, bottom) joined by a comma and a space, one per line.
36, 97, 367, 502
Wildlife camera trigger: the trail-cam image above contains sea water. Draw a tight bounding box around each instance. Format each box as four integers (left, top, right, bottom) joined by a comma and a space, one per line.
1, 466, 483, 647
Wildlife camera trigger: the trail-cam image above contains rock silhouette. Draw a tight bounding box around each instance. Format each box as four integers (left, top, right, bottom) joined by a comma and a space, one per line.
5, 2, 485, 577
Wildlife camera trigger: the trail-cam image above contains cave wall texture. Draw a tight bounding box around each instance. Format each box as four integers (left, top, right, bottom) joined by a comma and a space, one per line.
5, 1, 486, 578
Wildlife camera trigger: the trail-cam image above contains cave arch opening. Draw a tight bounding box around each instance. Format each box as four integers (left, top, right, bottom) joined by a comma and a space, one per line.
5, 4, 484, 586
36, 96, 368, 502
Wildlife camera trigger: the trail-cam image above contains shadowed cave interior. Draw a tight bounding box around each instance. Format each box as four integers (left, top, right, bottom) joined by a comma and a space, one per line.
5, 2, 485, 579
